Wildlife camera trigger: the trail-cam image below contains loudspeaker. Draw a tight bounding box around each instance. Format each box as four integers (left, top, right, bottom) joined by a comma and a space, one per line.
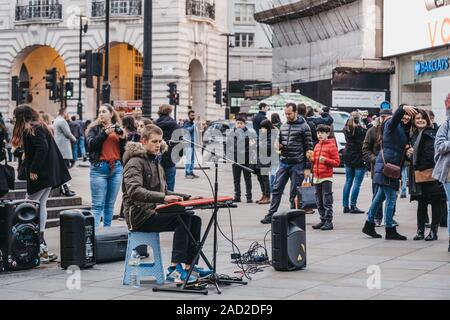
271, 210, 307, 271
60, 210, 96, 269
0, 200, 40, 271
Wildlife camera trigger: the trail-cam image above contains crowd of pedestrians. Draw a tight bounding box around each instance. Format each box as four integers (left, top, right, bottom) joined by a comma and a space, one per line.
2, 94, 450, 268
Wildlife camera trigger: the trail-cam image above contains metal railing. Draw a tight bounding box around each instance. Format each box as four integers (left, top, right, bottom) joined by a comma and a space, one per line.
15, 3, 62, 22
92, 0, 142, 18
186, 0, 215, 20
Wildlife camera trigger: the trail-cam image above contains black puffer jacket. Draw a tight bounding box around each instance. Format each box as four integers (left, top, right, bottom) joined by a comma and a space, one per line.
409, 127, 445, 201
86, 124, 127, 164
155, 115, 179, 169
343, 126, 367, 168
279, 117, 313, 165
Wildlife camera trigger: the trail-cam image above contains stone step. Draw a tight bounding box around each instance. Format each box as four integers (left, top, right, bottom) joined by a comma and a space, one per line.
47, 197, 83, 208
46, 214, 120, 229
1, 188, 62, 201
15, 181, 27, 190
47, 205, 92, 221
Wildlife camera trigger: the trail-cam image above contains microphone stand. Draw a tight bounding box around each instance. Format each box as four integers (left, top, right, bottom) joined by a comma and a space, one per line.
183, 136, 251, 293
154, 135, 252, 295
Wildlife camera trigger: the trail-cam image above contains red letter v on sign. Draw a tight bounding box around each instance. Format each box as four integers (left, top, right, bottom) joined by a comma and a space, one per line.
428, 21, 438, 47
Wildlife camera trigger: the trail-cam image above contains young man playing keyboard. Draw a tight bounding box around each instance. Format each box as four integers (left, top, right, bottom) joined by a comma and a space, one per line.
122, 124, 212, 284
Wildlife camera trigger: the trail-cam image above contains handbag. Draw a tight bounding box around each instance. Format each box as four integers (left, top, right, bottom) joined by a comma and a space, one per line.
296, 177, 317, 210
381, 143, 404, 180
414, 168, 434, 183
0, 157, 15, 197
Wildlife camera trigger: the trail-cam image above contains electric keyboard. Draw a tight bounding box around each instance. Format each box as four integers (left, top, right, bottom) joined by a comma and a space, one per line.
156, 197, 235, 214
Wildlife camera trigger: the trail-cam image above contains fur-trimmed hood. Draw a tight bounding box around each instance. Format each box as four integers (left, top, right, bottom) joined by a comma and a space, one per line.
123, 141, 168, 165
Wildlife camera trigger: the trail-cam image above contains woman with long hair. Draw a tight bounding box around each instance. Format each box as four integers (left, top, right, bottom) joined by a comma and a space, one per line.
122, 115, 141, 143
407, 110, 445, 241
137, 118, 153, 137
342, 111, 367, 214
86, 104, 127, 228
12, 105, 71, 263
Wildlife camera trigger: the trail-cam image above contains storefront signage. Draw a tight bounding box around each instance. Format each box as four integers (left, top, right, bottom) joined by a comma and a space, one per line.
415, 57, 450, 75
384, 0, 450, 57
332, 91, 386, 109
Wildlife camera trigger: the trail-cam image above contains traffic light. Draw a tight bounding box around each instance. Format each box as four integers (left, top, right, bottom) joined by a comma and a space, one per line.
222, 90, 228, 106
174, 93, 180, 106
65, 82, 74, 98
45, 67, 58, 100
167, 82, 177, 106
92, 52, 103, 77
80, 50, 93, 88
213, 80, 222, 105
20, 88, 29, 104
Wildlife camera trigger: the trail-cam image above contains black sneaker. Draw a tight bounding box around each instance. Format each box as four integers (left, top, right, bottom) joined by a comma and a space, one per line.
350, 206, 365, 214
233, 198, 241, 203
321, 222, 334, 231
260, 215, 272, 225
312, 221, 325, 230
343, 207, 350, 214
247, 199, 253, 204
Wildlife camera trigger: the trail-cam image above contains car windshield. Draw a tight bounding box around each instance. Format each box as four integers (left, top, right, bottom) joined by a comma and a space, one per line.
331, 112, 349, 132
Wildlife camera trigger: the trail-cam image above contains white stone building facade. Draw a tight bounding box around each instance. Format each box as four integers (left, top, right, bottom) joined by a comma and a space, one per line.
0, 0, 229, 120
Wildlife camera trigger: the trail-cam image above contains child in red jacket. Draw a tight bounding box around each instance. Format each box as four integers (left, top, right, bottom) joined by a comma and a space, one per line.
312, 125, 340, 231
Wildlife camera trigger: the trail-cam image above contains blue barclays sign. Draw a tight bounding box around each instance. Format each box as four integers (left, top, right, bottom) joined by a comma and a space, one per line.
415, 57, 450, 76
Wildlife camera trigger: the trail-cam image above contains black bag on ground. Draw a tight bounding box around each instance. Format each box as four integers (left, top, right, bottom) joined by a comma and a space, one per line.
95, 226, 129, 263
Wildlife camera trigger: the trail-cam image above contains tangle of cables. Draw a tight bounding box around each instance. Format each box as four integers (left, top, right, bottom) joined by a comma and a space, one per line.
193, 142, 273, 281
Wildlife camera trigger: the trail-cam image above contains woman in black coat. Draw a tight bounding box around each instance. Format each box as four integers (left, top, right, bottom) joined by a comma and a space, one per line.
342, 112, 367, 214
12, 105, 71, 264
407, 110, 445, 241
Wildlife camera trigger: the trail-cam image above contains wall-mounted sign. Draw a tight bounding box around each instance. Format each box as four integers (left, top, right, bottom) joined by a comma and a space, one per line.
415, 57, 450, 75
332, 91, 387, 109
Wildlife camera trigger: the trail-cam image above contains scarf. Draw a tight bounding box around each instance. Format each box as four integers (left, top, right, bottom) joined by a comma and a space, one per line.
412, 129, 424, 167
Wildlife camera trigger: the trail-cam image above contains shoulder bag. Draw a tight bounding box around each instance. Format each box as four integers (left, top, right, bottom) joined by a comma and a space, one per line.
381, 142, 403, 180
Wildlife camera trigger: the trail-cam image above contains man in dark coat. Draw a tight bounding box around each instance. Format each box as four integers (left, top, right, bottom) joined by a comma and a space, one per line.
261, 103, 314, 224
253, 103, 268, 136
155, 104, 180, 192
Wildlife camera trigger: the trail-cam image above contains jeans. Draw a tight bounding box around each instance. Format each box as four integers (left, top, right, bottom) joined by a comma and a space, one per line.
90, 161, 123, 228
232, 164, 252, 200
137, 213, 201, 265
185, 145, 195, 176
401, 166, 409, 196
165, 166, 176, 192
269, 165, 279, 194
27, 187, 52, 233
316, 181, 333, 222
343, 166, 366, 208
367, 185, 397, 228
372, 183, 383, 220
444, 182, 450, 236
6, 148, 12, 162
268, 162, 304, 216
72, 138, 86, 161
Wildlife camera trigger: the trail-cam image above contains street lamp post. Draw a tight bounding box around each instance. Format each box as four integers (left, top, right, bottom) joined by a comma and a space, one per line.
102, 0, 111, 104
220, 33, 234, 120
142, 0, 153, 118
78, 15, 88, 120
